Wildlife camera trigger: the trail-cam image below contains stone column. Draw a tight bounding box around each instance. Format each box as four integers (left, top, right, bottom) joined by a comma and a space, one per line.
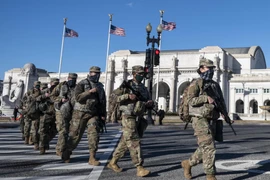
169, 77, 175, 112
259, 87, 263, 114
230, 87, 235, 113
244, 88, 250, 115
168, 57, 177, 112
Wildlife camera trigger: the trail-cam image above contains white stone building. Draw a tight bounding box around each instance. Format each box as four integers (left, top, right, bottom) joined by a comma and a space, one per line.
1, 46, 270, 120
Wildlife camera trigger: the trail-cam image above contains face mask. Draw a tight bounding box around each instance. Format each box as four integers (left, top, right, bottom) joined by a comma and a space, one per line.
135, 74, 144, 83
89, 74, 100, 83
67, 79, 76, 87
200, 68, 214, 80
35, 85, 40, 89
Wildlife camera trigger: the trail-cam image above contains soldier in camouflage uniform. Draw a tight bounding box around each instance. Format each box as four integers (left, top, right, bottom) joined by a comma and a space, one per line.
181, 58, 232, 180
19, 93, 28, 140
23, 81, 41, 149
51, 73, 77, 156
107, 65, 153, 177
37, 79, 59, 154
47, 78, 60, 144
61, 66, 106, 165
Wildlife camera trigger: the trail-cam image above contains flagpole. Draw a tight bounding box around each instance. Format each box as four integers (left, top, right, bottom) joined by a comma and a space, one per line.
104, 14, 113, 92
155, 10, 164, 104
58, 18, 67, 80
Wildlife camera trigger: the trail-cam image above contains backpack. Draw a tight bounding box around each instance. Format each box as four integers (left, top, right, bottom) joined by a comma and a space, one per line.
25, 93, 40, 119
178, 78, 203, 123
107, 80, 131, 123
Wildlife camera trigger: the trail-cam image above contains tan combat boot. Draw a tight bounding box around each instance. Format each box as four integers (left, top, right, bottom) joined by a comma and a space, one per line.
181, 160, 192, 180
56, 150, 62, 156
88, 152, 100, 166
39, 147, 45, 155
24, 137, 29, 145
136, 166, 150, 177
107, 157, 123, 173
34, 143, 39, 150
28, 136, 34, 145
206, 174, 217, 180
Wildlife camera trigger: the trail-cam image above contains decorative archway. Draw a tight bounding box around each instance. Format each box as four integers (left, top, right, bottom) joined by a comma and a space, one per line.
153, 82, 170, 111
235, 99, 244, 113
249, 99, 258, 114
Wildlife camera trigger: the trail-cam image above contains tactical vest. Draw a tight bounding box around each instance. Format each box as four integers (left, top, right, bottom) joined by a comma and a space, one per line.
25, 88, 41, 119
73, 79, 102, 114
187, 78, 220, 120
119, 80, 149, 116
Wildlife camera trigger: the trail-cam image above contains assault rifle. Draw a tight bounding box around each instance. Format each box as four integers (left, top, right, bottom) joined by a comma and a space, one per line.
203, 81, 237, 135
120, 81, 165, 119
90, 81, 107, 133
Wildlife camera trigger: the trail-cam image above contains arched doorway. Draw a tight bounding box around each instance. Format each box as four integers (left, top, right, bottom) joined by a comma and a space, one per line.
153, 82, 170, 111
177, 81, 191, 112
249, 100, 258, 114
263, 99, 270, 106
235, 99, 244, 113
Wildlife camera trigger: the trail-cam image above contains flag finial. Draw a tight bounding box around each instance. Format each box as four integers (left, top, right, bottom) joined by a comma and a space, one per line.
109, 14, 113, 21
159, 10, 164, 17
63, 18, 68, 25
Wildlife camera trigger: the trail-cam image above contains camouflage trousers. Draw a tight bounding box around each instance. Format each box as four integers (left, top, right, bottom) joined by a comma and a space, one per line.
20, 116, 25, 137
112, 115, 143, 167
30, 119, 40, 144
66, 110, 100, 153
48, 117, 57, 142
24, 116, 39, 142
23, 116, 31, 138
39, 113, 56, 148
189, 117, 216, 175
55, 111, 71, 153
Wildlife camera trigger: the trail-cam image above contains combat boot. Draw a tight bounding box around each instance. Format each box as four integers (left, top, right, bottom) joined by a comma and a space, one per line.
62, 150, 71, 163
88, 152, 100, 166
39, 147, 45, 155
56, 150, 62, 156
24, 137, 29, 145
28, 136, 34, 145
45, 144, 49, 150
34, 143, 39, 150
181, 160, 192, 180
206, 174, 217, 180
107, 157, 123, 173
136, 166, 150, 177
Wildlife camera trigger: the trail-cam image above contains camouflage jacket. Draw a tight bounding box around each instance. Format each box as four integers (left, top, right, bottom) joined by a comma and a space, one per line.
36, 87, 55, 115
23, 88, 41, 117
50, 81, 76, 111
117, 80, 150, 116
187, 78, 226, 119
74, 78, 106, 117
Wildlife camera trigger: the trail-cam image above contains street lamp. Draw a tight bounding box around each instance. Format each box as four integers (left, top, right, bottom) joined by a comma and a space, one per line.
145, 23, 162, 125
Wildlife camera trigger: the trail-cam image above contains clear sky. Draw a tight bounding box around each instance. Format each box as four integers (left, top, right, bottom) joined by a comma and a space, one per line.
1, 0, 270, 79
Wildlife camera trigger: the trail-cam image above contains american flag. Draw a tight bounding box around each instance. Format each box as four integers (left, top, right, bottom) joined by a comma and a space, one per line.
162, 20, 176, 31
110, 25, 126, 36
65, 27, 79, 37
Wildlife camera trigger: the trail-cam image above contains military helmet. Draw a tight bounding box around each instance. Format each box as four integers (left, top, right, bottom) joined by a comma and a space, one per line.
68, 73, 78, 79
199, 58, 216, 68
132, 65, 144, 73
89, 66, 101, 73
40, 83, 48, 89
50, 78, 59, 83
33, 81, 41, 86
